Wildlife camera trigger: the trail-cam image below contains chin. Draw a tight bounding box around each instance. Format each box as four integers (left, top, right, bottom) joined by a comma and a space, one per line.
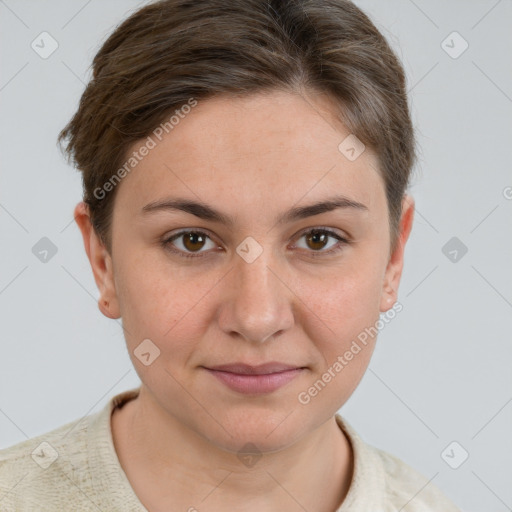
201, 404, 309, 454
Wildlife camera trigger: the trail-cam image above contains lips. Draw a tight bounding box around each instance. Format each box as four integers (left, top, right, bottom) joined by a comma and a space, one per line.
206, 362, 304, 375
203, 362, 306, 394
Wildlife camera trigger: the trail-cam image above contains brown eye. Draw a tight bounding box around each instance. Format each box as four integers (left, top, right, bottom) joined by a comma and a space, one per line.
305, 230, 330, 251
162, 230, 217, 259
295, 228, 348, 256
182, 232, 207, 252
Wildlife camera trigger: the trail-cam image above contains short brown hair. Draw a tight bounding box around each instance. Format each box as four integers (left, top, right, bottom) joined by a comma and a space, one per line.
58, 0, 416, 254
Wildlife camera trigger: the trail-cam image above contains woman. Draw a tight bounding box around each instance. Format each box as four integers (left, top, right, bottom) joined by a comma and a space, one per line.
0, 0, 461, 510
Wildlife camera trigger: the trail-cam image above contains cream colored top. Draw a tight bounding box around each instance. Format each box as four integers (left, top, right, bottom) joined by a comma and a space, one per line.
0, 387, 460, 511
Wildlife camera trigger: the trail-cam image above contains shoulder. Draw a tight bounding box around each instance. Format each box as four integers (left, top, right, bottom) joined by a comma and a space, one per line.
0, 411, 98, 510
375, 447, 461, 511
335, 415, 461, 512
0, 388, 142, 511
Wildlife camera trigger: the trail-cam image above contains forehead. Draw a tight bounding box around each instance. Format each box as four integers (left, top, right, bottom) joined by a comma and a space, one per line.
115, 90, 384, 218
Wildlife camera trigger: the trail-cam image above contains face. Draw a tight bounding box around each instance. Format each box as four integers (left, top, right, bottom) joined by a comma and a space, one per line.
76, 89, 413, 453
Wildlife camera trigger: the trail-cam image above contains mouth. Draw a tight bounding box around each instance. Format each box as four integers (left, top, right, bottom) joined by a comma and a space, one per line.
202, 362, 307, 394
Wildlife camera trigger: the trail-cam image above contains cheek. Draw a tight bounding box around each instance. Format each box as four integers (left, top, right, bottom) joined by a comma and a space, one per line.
296, 271, 383, 415
114, 251, 207, 353
299, 249, 385, 388
114, 257, 212, 394
309, 253, 385, 341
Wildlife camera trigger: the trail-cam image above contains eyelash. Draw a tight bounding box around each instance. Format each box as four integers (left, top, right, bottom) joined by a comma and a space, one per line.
161, 228, 350, 260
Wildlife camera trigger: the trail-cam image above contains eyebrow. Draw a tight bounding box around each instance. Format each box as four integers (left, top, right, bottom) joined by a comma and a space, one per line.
141, 194, 368, 226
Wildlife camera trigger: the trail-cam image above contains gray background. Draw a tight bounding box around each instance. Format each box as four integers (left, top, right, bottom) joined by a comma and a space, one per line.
1, 0, 511, 510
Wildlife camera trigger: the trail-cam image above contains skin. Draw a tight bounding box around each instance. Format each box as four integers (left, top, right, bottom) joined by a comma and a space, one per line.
75, 89, 414, 512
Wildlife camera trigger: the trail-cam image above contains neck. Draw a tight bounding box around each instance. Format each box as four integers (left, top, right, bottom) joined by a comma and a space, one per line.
111, 386, 354, 512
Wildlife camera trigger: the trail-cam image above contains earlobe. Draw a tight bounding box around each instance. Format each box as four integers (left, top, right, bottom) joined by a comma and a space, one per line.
379, 195, 415, 312
73, 202, 121, 319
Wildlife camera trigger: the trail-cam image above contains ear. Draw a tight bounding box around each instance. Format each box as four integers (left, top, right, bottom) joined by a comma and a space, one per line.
380, 195, 415, 312
74, 201, 121, 319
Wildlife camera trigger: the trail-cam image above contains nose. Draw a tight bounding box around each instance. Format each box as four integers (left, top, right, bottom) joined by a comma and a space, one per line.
217, 247, 294, 344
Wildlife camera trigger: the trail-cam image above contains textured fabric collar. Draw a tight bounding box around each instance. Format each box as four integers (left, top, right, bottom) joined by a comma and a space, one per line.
87, 387, 147, 511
